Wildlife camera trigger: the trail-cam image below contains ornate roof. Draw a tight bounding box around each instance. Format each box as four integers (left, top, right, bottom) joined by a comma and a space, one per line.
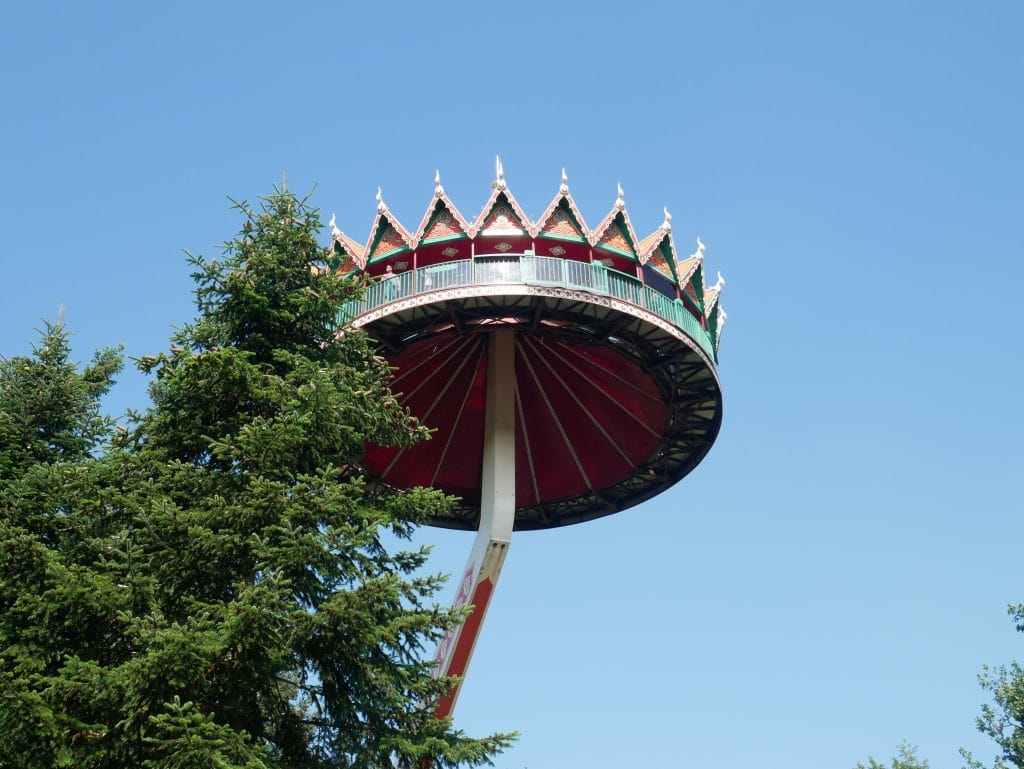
533, 168, 590, 241
676, 238, 707, 315
590, 183, 642, 259
413, 170, 474, 246
473, 157, 533, 238
328, 212, 367, 273
330, 231, 366, 273
703, 270, 725, 318
328, 161, 724, 320
364, 188, 415, 263
638, 208, 679, 282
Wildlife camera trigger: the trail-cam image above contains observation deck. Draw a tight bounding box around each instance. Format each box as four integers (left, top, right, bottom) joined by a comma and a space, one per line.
342, 253, 716, 362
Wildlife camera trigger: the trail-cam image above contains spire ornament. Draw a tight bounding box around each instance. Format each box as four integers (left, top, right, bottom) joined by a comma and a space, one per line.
329, 213, 341, 238
376, 186, 386, 213
560, 167, 569, 195
691, 236, 705, 260
661, 206, 672, 231
434, 169, 444, 196
493, 155, 506, 190
711, 271, 725, 293
615, 182, 625, 208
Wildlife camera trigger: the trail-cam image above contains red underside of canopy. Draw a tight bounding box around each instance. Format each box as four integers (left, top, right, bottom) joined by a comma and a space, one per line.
363, 331, 666, 509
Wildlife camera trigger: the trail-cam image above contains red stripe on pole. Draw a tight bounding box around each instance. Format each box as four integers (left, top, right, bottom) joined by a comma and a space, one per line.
434, 578, 495, 719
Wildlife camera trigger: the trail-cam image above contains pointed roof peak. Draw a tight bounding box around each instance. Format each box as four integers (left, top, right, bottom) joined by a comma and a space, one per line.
591, 191, 640, 256
413, 184, 473, 245
475, 156, 531, 236
329, 212, 341, 238
715, 307, 728, 352
691, 236, 706, 260
661, 206, 672, 231
535, 168, 588, 240
493, 155, 506, 190
365, 189, 413, 261
704, 270, 725, 315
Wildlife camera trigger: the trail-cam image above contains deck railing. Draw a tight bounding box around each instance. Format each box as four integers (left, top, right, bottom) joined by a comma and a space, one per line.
341, 254, 716, 360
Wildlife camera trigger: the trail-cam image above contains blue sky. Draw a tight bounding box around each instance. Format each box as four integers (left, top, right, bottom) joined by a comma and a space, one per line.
2, 2, 1022, 767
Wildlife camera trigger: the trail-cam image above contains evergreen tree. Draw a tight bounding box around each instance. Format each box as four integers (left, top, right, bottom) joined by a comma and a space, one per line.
0, 188, 513, 768
0, 318, 124, 767
855, 742, 930, 769
0, 316, 121, 482
961, 605, 1024, 769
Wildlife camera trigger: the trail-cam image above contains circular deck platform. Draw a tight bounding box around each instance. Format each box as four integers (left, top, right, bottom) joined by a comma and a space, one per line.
344, 255, 723, 530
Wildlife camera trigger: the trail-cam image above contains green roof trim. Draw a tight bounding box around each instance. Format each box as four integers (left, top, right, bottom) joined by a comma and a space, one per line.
366, 211, 412, 265
367, 244, 411, 265
615, 213, 638, 254
420, 231, 468, 246
594, 241, 638, 260
538, 231, 587, 244
650, 240, 680, 283
687, 266, 706, 316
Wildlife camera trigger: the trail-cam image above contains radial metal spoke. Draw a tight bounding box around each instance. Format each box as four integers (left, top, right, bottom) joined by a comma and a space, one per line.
389, 333, 466, 391
521, 336, 636, 468
517, 337, 591, 490
392, 334, 477, 403
383, 335, 483, 479
430, 339, 487, 488
551, 340, 664, 405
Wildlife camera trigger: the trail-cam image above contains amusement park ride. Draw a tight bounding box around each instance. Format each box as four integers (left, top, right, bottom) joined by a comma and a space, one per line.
331, 159, 725, 718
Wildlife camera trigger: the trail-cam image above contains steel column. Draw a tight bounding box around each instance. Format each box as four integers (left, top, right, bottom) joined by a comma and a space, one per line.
432, 328, 516, 718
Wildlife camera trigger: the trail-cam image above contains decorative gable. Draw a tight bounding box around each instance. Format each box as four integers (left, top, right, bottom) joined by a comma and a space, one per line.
413, 176, 474, 247
647, 241, 675, 280
540, 204, 586, 240
591, 187, 641, 260
424, 208, 466, 241
481, 198, 527, 235
675, 254, 706, 316
330, 231, 366, 274
372, 223, 408, 258
331, 245, 357, 275
596, 215, 636, 257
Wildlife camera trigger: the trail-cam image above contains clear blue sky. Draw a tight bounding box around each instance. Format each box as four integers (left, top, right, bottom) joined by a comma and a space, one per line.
2, 2, 1022, 767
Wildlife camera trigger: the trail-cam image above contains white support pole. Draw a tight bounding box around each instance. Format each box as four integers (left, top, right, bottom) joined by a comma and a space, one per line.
432, 328, 516, 718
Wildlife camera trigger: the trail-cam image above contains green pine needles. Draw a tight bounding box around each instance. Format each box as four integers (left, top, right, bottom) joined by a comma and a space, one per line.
0, 187, 515, 768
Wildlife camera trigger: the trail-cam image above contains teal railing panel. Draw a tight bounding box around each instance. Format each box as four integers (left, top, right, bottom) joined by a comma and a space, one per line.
337, 255, 716, 360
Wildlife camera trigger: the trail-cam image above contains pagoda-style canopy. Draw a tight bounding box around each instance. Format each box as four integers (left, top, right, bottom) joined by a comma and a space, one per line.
330, 160, 725, 336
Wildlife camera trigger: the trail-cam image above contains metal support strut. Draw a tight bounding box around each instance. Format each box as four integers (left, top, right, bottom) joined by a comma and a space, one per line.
432, 329, 516, 718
